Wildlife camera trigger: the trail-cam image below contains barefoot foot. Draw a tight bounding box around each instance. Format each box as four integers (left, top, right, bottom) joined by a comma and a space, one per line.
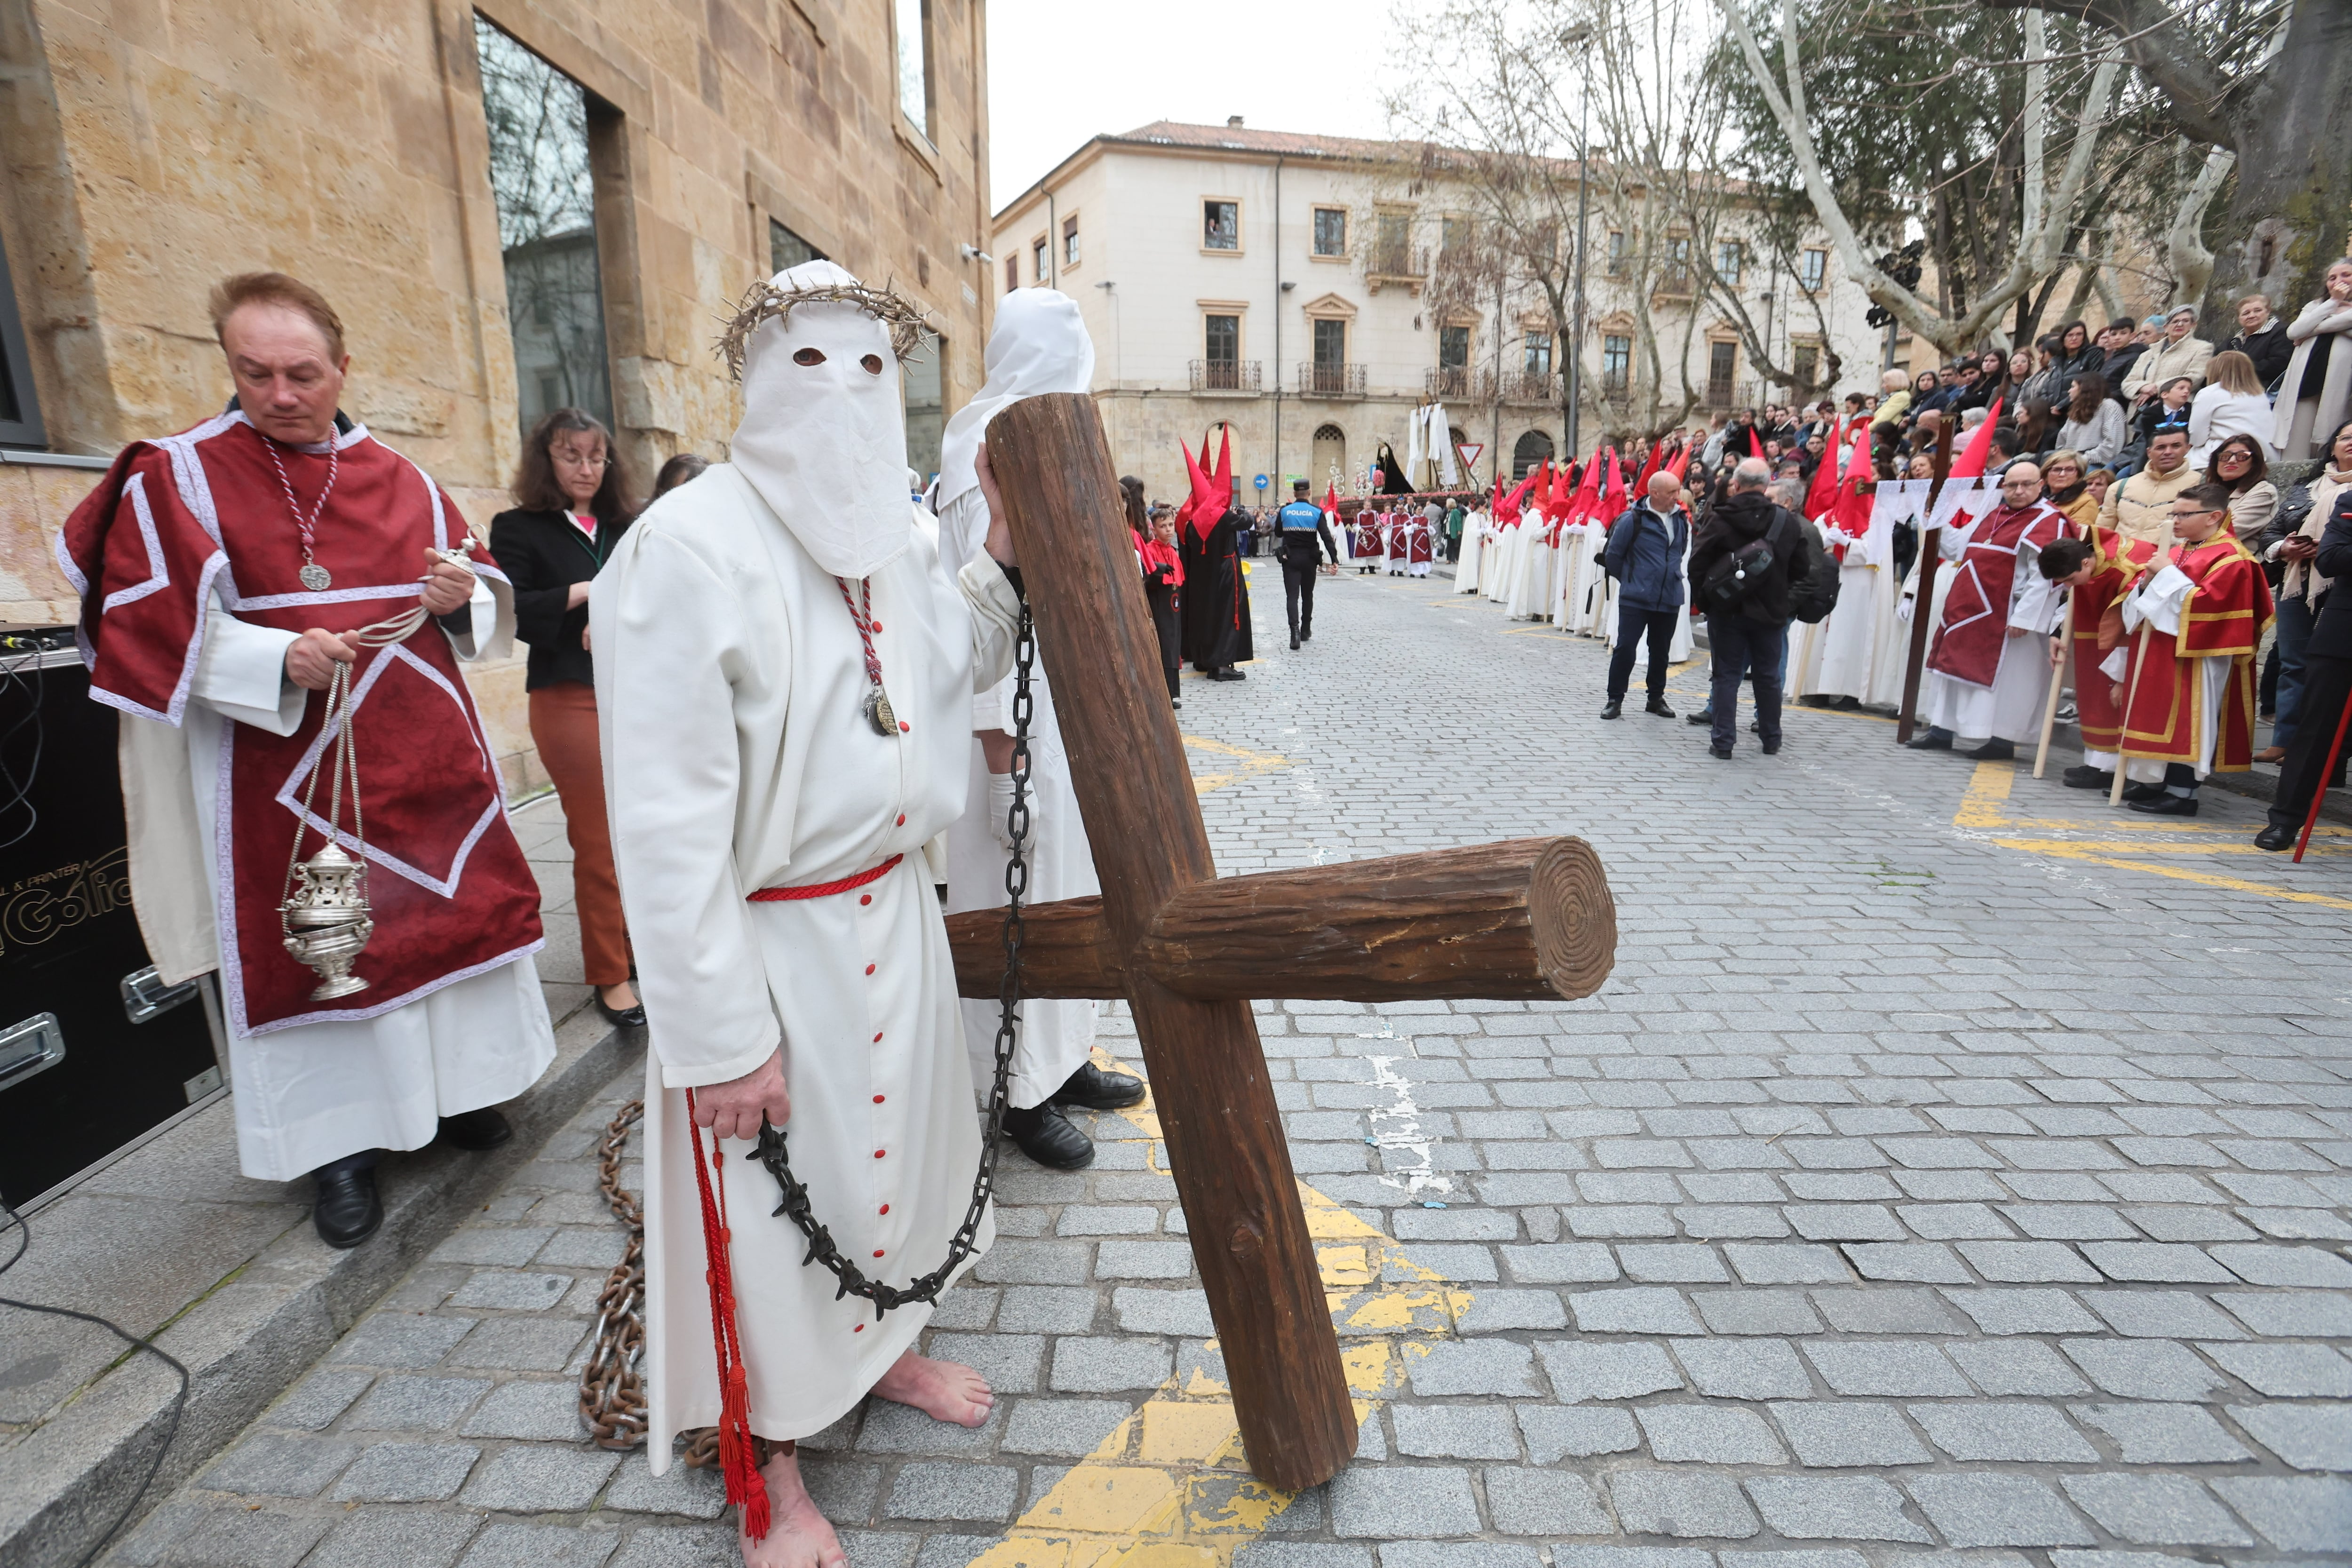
872, 1349, 994, 1427
739, 1445, 845, 1568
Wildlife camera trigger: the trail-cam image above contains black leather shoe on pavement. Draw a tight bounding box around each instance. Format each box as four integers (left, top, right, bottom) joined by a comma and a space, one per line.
1761, 740, 1782, 756
1289, 635, 1300, 650
1053, 1060, 1147, 1110
594, 990, 647, 1029
1208, 668, 1247, 682
1709, 743, 1733, 760
1905, 727, 1954, 750
2255, 823, 2296, 851
1300, 626, 1312, 640
1002, 1104, 1094, 1169
2061, 764, 2114, 790
2121, 780, 2167, 803
439, 1106, 513, 1152
2130, 793, 2200, 816
313, 1159, 383, 1249
1645, 697, 1676, 718
1964, 738, 2016, 760
1600, 699, 1624, 720
1687, 708, 1714, 727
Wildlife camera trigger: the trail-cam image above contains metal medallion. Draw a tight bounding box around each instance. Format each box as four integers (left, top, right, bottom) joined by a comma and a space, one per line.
865, 686, 899, 736
299, 562, 333, 591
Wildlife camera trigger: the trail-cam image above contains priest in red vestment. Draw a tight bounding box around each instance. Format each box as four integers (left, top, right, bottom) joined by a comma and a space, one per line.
2038, 527, 2161, 792
1907, 462, 2074, 759
2113, 481, 2275, 815
57, 272, 555, 1246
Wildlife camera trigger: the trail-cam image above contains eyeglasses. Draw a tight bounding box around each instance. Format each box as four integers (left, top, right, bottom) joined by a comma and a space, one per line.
552, 448, 609, 467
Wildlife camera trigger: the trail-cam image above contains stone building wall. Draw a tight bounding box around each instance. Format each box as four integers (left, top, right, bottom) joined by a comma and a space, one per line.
0, 0, 993, 796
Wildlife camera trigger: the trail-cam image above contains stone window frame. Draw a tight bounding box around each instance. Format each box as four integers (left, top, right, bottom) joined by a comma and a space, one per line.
1202, 197, 1244, 256
1061, 211, 1081, 272
1200, 299, 1250, 363
1310, 205, 1349, 261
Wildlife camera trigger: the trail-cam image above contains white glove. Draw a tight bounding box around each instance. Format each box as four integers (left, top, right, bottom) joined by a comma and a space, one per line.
986, 770, 1033, 851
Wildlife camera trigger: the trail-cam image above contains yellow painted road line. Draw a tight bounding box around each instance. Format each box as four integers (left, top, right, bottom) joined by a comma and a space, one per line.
1180, 734, 1291, 796
1953, 760, 2352, 906
970, 1054, 1459, 1568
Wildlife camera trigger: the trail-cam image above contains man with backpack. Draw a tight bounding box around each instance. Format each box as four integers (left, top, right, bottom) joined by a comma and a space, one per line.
1688, 458, 1822, 759
1599, 470, 1692, 719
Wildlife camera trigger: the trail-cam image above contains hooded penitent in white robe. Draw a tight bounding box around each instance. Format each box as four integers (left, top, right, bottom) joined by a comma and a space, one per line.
1797, 482, 1910, 704
1456, 509, 1489, 593
596, 263, 1025, 1460
1505, 517, 1553, 619
933, 288, 1100, 1110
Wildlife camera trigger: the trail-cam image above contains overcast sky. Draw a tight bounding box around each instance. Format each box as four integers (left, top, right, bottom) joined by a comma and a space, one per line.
985, 1, 1398, 210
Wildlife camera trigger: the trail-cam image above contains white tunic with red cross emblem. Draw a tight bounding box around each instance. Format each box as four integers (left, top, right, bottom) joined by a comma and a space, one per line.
594, 462, 1024, 1460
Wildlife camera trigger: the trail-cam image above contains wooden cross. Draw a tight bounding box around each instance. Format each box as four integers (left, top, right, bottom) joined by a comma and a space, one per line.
953, 394, 1619, 1493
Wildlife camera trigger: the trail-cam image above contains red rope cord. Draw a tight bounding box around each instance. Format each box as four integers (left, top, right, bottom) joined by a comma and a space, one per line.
746, 852, 904, 902
683, 1089, 771, 1540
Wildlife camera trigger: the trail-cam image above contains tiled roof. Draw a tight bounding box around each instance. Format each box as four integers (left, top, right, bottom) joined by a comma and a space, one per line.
1106, 120, 1421, 163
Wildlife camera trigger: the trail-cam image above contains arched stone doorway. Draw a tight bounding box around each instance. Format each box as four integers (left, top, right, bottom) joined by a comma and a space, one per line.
1512, 429, 1555, 479
1311, 424, 1347, 489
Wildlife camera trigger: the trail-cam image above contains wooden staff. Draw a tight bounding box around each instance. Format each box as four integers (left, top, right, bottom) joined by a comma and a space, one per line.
2292, 683, 2352, 863
2110, 621, 2158, 805
1895, 437, 1955, 743
2033, 638, 2068, 779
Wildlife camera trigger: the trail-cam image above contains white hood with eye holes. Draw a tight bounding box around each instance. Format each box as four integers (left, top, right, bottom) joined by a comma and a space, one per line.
729, 260, 913, 581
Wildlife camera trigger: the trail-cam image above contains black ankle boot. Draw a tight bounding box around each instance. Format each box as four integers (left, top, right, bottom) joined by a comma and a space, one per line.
1052, 1061, 1146, 1110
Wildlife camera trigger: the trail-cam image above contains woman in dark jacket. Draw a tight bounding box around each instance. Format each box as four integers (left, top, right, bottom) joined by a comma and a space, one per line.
2045, 320, 2105, 409
487, 409, 643, 1027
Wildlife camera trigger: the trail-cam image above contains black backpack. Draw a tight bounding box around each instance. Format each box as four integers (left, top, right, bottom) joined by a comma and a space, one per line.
1790, 524, 1842, 624
1699, 513, 1785, 614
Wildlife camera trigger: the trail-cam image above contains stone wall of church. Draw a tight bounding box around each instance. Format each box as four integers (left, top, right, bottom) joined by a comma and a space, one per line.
0, 0, 993, 797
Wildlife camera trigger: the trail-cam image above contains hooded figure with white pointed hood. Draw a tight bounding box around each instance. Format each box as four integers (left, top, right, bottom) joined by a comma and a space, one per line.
931, 288, 1142, 1171
594, 262, 1026, 1568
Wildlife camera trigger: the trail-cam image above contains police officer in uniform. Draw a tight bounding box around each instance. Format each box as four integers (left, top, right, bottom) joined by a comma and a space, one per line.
1274, 478, 1342, 649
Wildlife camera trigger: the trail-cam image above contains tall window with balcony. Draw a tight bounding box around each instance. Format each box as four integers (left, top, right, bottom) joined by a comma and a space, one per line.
1661, 235, 1692, 294
1063, 216, 1080, 269
1601, 334, 1631, 395
1441, 215, 1470, 255
1799, 248, 1827, 292
1312, 207, 1347, 257
1524, 333, 1552, 374
1716, 240, 1743, 287
476, 17, 613, 438
1203, 313, 1240, 390
1309, 318, 1349, 396
1374, 211, 1413, 277
894, 0, 931, 140
1707, 341, 1738, 406
1204, 200, 1239, 251
0, 235, 44, 447
1436, 324, 1471, 398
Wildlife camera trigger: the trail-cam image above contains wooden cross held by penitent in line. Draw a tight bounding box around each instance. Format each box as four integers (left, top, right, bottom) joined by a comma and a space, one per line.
960, 394, 1620, 1493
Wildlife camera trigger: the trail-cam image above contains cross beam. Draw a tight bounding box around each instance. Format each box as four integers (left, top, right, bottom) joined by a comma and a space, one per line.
985, 394, 1619, 1492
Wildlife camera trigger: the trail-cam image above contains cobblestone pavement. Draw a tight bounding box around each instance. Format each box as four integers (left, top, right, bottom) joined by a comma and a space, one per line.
116, 565, 2352, 1568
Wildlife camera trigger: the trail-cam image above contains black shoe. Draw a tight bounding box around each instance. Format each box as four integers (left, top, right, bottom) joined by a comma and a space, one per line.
1687, 709, 1715, 727
1645, 697, 1675, 718
1601, 699, 1624, 720
2061, 764, 2114, 790
2121, 780, 2167, 803
439, 1106, 512, 1152
1052, 1061, 1147, 1110
1762, 740, 1782, 756
1709, 743, 1733, 759
2130, 793, 2200, 816
1906, 727, 1955, 750
1001, 1104, 1094, 1170
1208, 668, 1247, 682
1300, 627, 1311, 640
1834, 696, 1861, 710
1289, 635, 1300, 650
313, 1159, 382, 1249
1963, 738, 2016, 760
595, 988, 647, 1029
1170, 698, 1181, 709
2256, 823, 2296, 851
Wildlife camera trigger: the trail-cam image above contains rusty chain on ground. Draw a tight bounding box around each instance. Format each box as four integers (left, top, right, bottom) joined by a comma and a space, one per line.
577, 1096, 728, 1468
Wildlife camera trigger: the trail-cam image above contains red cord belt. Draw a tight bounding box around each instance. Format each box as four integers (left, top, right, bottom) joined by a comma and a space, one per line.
746, 852, 903, 902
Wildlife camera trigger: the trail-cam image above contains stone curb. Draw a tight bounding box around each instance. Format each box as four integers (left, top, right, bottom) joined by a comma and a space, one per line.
0, 1007, 635, 1568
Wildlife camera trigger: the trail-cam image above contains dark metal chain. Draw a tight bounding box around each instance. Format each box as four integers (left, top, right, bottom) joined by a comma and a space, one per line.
748, 602, 1037, 1317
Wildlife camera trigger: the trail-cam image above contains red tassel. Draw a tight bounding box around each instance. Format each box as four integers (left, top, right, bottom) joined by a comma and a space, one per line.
685, 1089, 772, 1541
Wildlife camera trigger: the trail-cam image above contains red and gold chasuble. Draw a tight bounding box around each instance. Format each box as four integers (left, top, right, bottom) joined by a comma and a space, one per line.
59, 413, 543, 1035
2069, 526, 2158, 753
1926, 500, 2072, 687
2118, 531, 2274, 771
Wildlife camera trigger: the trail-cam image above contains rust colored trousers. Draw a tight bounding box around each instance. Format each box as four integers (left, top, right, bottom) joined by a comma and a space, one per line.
529, 681, 631, 987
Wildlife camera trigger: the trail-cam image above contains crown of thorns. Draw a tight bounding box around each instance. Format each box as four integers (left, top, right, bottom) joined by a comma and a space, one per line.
715, 277, 934, 380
